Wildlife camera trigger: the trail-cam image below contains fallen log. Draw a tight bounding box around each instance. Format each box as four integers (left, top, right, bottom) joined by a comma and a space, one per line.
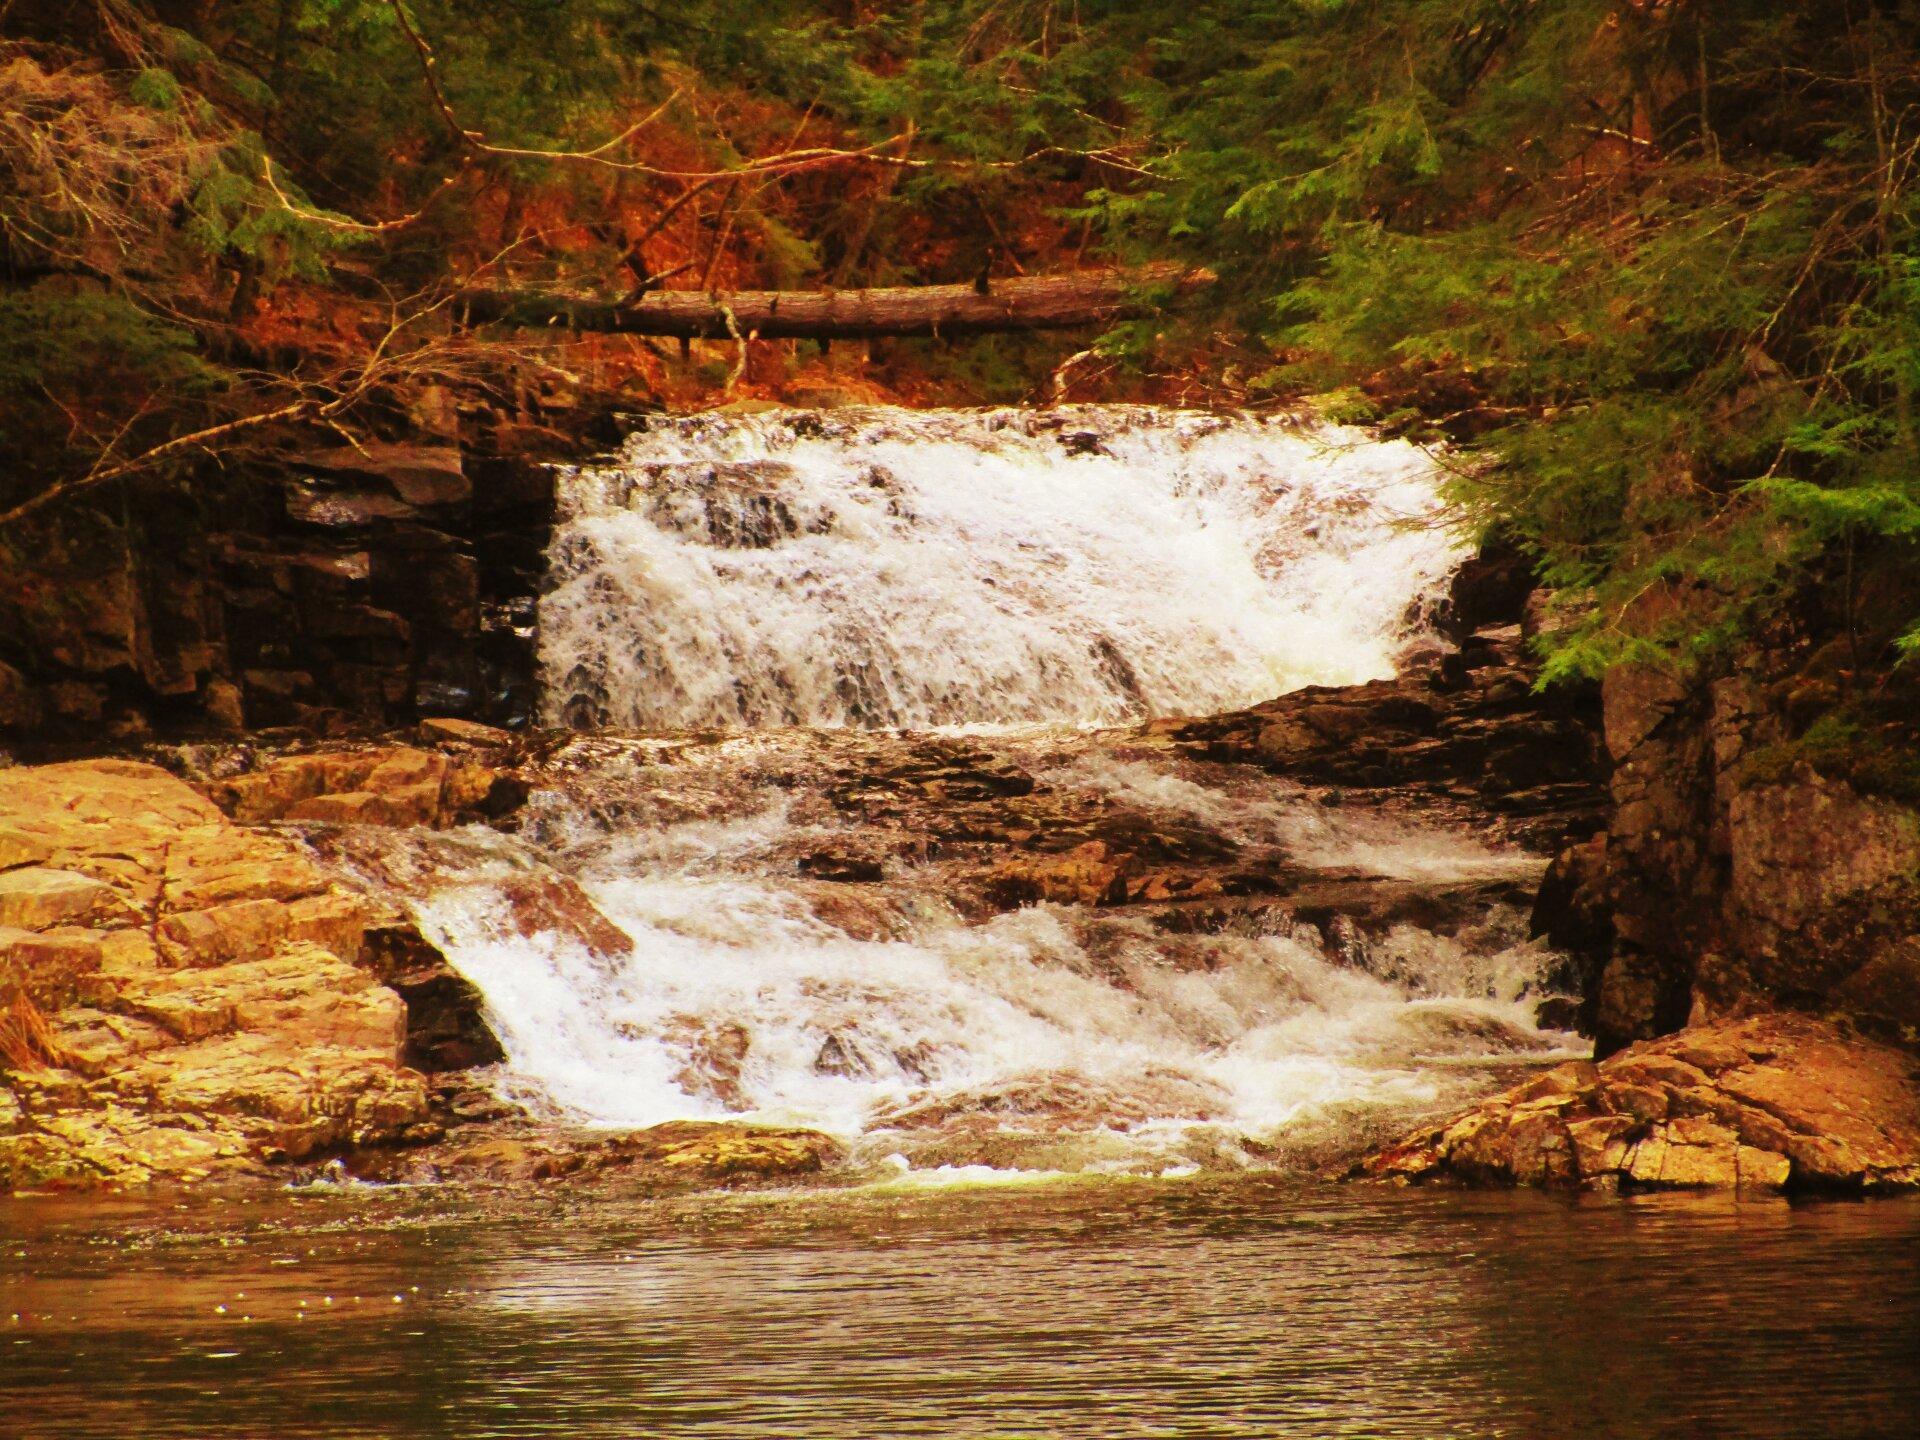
456, 264, 1213, 341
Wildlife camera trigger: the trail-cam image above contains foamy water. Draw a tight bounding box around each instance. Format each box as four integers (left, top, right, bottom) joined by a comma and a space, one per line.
388, 756, 1571, 1174
373, 407, 1574, 1174
541, 407, 1461, 729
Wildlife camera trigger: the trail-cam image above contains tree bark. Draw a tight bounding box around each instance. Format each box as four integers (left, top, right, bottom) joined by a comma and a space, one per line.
456, 264, 1212, 340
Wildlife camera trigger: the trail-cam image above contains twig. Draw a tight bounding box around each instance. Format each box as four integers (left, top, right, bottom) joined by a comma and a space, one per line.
385, 0, 913, 182
261, 152, 458, 235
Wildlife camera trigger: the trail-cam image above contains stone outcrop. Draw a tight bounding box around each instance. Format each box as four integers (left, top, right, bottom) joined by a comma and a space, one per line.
1362, 1014, 1920, 1193
358, 919, 507, 1073
200, 743, 516, 828
0, 380, 606, 743
1557, 657, 1920, 1055
1160, 625, 1607, 854
351, 1118, 845, 1187
1368, 642, 1920, 1196
0, 759, 434, 1189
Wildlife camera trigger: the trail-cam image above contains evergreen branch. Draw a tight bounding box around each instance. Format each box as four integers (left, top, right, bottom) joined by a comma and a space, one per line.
384, 0, 916, 182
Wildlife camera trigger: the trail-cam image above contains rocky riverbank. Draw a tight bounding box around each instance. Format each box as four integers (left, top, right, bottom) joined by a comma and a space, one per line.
0, 756, 430, 1188
0, 744, 851, 1192
5, 544, 1919, 1197
1357, 599, 1920, 1194
1360, 1014, 1920, 1193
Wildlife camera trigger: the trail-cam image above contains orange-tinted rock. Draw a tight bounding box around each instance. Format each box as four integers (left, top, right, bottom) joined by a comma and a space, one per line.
204, 745, 505, 829
0, 868, 127, 932
419, 716, 514, 747
0, 927, 104, 1011
1362, 1014, 1920, 1193
393, 1120, 844, 1187
494, 871, 634, 959
0, 759, 431, 1191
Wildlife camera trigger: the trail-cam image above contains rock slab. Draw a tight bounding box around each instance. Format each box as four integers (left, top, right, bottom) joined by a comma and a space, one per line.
0, 759, 432, 1189
1362, 1014, 1920, 1193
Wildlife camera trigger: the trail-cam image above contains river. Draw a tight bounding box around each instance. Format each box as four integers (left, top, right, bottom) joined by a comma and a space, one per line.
5, 1178, 1918, 1438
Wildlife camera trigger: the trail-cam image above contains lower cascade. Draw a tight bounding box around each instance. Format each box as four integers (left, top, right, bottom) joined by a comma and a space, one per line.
373, 406, 1582, 1177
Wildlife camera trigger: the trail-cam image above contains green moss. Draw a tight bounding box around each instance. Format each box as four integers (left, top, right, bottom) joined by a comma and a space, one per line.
1744, 706, 1920, 805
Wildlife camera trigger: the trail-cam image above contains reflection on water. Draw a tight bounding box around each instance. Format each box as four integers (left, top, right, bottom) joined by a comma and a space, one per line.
4, 1179, 1917, 1438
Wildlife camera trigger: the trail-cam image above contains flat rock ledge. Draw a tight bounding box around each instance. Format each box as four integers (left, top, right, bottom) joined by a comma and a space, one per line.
0, 758, 434, 1190
1359, 1015, 1920, 1194
0, 756, 846, 1196
348, 1118, 846, 1189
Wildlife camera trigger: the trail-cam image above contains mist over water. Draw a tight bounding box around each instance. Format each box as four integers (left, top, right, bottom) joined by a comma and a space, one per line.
541, 407, 1462, 730
397, 407, 1576, 1173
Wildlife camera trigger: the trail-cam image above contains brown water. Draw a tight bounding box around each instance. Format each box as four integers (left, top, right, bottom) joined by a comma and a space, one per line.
4, 1177, 1917, 1438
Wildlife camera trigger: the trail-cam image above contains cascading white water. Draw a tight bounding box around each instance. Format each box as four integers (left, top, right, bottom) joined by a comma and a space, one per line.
383, 406, 1577, 1176
402, 771, 1565, 1174
541, 407, 1462, 730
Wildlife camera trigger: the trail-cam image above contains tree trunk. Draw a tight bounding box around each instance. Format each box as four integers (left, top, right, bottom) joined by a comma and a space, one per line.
456, 264, 1212, 341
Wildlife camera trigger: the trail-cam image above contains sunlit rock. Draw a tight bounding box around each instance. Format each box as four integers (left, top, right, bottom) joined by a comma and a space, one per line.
0, 760, 432, 1191
1362, 1015, 1920, 1193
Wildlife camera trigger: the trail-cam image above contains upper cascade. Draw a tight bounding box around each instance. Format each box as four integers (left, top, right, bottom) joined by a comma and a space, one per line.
540, 406, 1462, 731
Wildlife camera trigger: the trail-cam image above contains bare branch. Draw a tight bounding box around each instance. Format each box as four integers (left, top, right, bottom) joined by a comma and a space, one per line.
384, 0, 916, 182
259, 153, 460, 235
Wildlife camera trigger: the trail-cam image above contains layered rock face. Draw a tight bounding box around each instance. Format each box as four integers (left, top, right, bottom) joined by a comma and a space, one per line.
1554, 664, 1920, 1055
1363, 1014, 1920, 1193
1161, 622, 1606, 855
1367, 639, 1920, 1193
0, 759, 431, 1187
0, 383, 596, 742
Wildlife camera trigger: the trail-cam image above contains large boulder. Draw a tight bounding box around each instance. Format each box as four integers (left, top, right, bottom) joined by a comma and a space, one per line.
0, 759, 435, 1190
1361, 1014, 1920, 1193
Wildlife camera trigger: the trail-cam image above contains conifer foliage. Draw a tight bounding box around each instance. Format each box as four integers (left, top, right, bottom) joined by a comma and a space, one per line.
5, 1, 1920, 699
1071, 1, 1920, 681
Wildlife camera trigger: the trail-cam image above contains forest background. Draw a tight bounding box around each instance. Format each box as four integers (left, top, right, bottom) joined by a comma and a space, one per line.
4, 0, 1919, 773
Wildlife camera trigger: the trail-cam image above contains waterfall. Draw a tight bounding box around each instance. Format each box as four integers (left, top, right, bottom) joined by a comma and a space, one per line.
396, 776, 1564, 1176
376, 406, 1576, 1177
539, 407, 1462, 730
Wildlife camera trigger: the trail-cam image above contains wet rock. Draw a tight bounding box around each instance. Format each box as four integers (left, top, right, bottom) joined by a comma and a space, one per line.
1438, 538, 1535, 641
1361, 1015, 1920, 1193
1158, 626, 1607, 853
285, 486, 421, 528
663, 1018, 752, 1107
295, 442, 470, 509
796, 849, 886, 883
493, 870, 634, 959
877, 1070, 1226, 1134
419, 716, 515, 748
358, 921, 505, 1072
368, 1119, 844, 1188
985, 840, 1128, 907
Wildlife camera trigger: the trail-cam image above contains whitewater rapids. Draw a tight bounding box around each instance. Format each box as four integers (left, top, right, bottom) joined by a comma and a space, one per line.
364, 406, 1578, 1177
541, 407, 1462, 730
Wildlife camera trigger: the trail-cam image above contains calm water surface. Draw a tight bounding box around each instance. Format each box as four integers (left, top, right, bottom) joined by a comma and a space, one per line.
3, 1176, 1916, 1438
